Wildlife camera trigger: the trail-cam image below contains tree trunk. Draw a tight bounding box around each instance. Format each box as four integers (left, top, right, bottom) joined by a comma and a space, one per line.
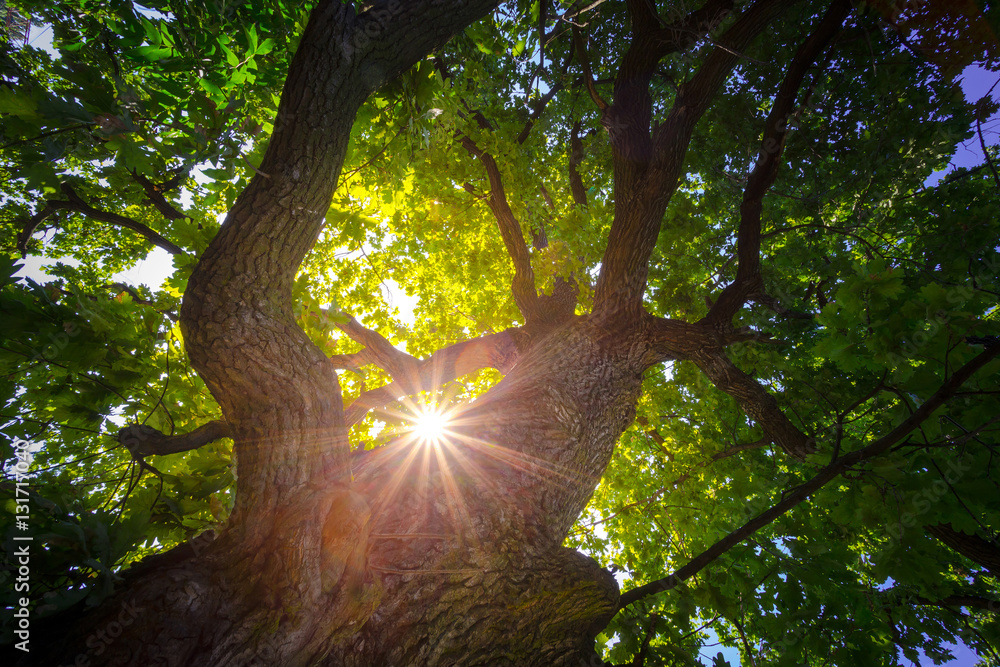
327, 317, 648, 665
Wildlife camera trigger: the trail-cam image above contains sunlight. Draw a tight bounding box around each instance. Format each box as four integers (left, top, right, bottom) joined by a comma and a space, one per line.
412, 408, 450, 445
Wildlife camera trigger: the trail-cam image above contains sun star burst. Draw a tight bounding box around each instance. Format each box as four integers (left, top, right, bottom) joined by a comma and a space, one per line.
412, 408, 449, 445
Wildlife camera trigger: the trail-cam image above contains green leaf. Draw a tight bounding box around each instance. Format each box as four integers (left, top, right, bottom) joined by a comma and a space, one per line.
0, 87, 38, 118
256, 38, 275, 56
198, 78, 225, 102
200, 168, 231, 181
221, 43, 240, 68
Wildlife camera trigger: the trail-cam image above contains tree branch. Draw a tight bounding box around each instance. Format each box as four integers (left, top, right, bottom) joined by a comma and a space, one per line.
569, 120, 589, 206
15, 201, 61, 256
118, 420, 232, 457
926, 523, 1000, 575
458, 134, 542, 324
909, 592, 1000, 612
572, 26, 608, 111
617, 344, 1000, 610
0, 123, 91, 151
704, 0, 849, 325
691, 347, 815, 460
179, 0, 504, 517
749, 292, 814, 319
335, 315, 420, 380
711, 437, 769, 461
607, 0, 736, 198
131, 171, 187, 220
883, 585, 1000, 613
594, 0, 788, 317
17, 183, 186, 256
515, 47, 573, 145
108, 283, 179, 322
642, 313, 707, 364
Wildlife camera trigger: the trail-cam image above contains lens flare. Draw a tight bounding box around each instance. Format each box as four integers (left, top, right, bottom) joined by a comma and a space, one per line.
412, 408, 449, 445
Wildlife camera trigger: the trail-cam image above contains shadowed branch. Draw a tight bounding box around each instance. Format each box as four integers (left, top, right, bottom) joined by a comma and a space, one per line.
617, 343, 1000, 610
118, 420, 232, 457
594, 0, 788, 318
692, 347, 815, 460
17, 183, 186, 257
458, 133, 543, 324
888, 587, 1000, 613
515, 46, 573, 145
569, 120, 589, 207
704, 0, 850, 325
926, 523, 1000, 575
131, 171, 187, 221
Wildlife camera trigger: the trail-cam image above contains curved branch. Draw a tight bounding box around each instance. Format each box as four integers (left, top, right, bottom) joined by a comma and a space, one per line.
15, 201, 61, 256
692, 347, 815, 460
607, 0, 736, 197
617, 343, 1000, 610
642, 313, 704, 364
704, 0, 849, 325
131, 171, 186, 220
17, 183, 186, 256
572, 26, 608, 111
459, 134, 542, 323
336, 315, 420, 380
0, 123, 90, 152
179, 0, 502, 514
515, 47, 573, 145
118, 420, 232, 457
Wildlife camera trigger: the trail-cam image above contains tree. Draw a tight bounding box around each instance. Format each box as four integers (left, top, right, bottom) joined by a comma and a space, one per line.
2, 0, 1000, 664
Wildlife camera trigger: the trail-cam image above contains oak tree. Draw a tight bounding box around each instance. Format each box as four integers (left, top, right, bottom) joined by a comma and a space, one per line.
2, 0, 1000, 665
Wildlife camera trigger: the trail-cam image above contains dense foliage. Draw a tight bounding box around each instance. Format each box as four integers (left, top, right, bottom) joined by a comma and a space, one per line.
2, 0, 1000, 664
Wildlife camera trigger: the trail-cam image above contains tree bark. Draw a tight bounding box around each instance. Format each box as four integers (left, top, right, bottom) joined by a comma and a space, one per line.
19, 0, 673, 665
926, 523, 1000, 575
327, 317, 659, 665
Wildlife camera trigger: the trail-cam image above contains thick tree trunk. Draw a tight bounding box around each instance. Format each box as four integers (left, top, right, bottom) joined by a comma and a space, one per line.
327, 317, 647, 665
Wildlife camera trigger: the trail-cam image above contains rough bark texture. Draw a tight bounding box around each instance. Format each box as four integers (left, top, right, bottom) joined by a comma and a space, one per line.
327, 318, 649, 665
26, 2, 513, 666
118, 420, 232, 457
